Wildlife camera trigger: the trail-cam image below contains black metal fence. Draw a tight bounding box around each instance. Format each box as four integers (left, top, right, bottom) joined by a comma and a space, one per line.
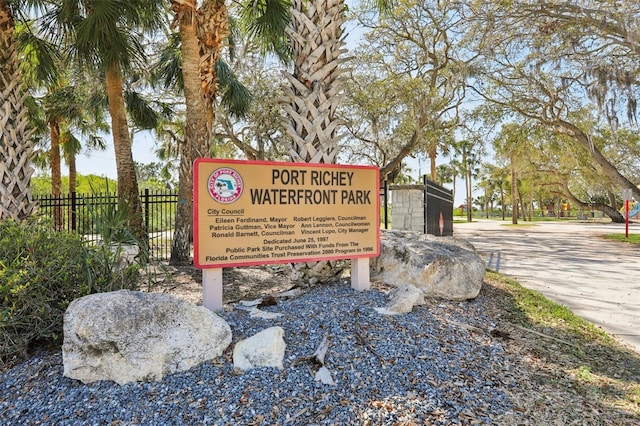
32, 179, 424, 257
34, 190, 178, 260
380, 180, 389, 229
423, 176, 453, 236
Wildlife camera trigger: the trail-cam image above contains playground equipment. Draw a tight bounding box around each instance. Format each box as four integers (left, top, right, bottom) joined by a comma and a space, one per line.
620, 200, 639, 218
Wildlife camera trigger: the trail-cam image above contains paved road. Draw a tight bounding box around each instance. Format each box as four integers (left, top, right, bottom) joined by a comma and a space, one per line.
453, 219, 640, 353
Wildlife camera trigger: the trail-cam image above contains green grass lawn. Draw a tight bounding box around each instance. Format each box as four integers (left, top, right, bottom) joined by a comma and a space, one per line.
485, 270, 640, 415
603, 233, 640, 245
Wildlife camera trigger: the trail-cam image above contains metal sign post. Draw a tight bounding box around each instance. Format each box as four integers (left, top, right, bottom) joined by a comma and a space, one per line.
626, 200, 630, 238
622, 189, 633, 238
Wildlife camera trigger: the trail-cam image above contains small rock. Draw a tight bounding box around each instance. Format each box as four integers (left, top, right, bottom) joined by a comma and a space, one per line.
233, 327, 286, 371
375, 284, 425, 315
315, 366, 336, 385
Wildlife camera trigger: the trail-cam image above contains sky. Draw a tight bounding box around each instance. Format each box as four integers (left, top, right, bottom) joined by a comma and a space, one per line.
73, 131, 157, 179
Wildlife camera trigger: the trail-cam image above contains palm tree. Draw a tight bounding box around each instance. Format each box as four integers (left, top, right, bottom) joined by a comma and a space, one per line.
284, 0, 394, 284
282, 0, 351, 284
17, 18, 67, 228
448, 157, 461, 204
63, 90, 109, 194
166, 0, 289, 263
168, 0, 222, 263
454, 139, 482, 222
38, 85, 86, 228
50, 0, 164, 239
283, 0, 345, 164
283, 0, 393, 162
486, 163, 508, 221
17, 15, 110, 229
493, 123, 532, 224
0, 0, 36, 221
426, 133, 453, 182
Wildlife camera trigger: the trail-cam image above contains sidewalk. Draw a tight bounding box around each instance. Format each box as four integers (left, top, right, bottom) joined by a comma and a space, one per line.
453, 219, 640, 353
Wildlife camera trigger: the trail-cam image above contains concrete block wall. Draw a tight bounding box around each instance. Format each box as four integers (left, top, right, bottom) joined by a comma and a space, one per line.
390, 186, 424, 232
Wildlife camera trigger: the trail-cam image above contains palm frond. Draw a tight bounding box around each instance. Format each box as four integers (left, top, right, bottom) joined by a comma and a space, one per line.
149, 32, 183, 91
216, 60, 252, 119
78, 90, 108, 133
240, 0, 292, 63
226, 14, 240, 62
61, 130, 83, 157
23, 94, 48, 136
56, 0, 160, 70
15, 21, 61, 87
125, 90, 159, 130
42, 85, 82, 121
84, 134, 108, 151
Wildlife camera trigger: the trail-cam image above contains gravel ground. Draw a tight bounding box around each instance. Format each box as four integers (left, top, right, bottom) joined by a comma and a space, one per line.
0, 280, 522, 425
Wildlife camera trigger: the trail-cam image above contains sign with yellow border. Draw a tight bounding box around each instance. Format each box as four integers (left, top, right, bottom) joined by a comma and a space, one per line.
194, 159, 380, 268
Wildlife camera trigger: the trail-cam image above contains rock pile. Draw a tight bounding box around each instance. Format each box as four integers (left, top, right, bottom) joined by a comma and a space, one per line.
63, 233, 485, 384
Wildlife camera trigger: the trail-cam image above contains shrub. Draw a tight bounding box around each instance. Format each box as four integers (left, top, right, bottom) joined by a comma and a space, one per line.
0, 217, 139, 368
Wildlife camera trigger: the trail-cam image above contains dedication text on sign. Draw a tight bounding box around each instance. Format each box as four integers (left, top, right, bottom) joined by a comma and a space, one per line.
194, 159, 380, 268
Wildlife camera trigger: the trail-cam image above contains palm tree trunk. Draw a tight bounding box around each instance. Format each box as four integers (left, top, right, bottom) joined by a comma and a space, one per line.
172, 140, 194, 263
284, 0, 346, 164
500, 185, 505, 220
510, 153, 518, 224
465, 170, 472, 222
67, 149, 77, 231
285, 0, 347, 285
529, 183, 534, 221
105, 62, 145, 239
169, 0, 226, 264
429, 147, 437, 181
519, 196, 526, 221
50, 120, 63, 230
452, 170, 457, 204
68, 152, 77, 194
485, 188, 489, 219
0, 1, 35, 221
171, 1, 203, 263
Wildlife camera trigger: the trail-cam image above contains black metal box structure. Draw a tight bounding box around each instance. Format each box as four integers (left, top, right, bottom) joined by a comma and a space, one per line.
423, 177, 453, 236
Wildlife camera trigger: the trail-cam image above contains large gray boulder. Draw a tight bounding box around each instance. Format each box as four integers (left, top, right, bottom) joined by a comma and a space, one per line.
63, 290, 232, 385
372, 230, 485, 300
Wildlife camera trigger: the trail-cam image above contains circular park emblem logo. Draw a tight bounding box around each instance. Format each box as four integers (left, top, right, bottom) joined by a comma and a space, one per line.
208, 167, 244, 203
